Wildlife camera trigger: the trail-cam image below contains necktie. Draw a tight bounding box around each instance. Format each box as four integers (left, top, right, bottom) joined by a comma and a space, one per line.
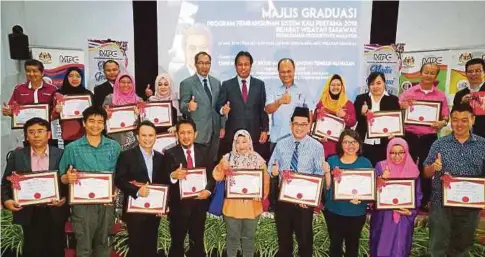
241, 79, 248, 102
203, 79, 212, 102
290, 141, 300, 171
186, 149, 194, 169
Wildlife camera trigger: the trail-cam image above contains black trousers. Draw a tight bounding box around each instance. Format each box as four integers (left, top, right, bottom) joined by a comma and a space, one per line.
168, 202, 207, 257
126, 214, 161, 257
275, 201, 314, 257
405, 131, 438, 207
324, 210, 366, 257
21, 206, 65, 257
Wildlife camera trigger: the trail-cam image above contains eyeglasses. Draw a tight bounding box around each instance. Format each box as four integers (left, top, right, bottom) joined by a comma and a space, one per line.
291, 122, 309, 128
342, 140, 358, 146
27, 129, 47, 136
196, 62, 211, 66
466, 69, 483, 74
390, 151, 406, 157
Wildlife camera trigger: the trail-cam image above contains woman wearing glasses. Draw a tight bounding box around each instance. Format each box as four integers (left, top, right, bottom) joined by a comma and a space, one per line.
369, 138, 422, 257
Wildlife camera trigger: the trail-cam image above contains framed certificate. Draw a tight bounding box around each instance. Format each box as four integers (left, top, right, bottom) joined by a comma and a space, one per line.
12, 104, 50, 129
471, 92, 485, 116
69, 172, 113, 204
278, 172, 324, 207
12, 171, 60, 206
60, 95, 92, 120
376, 179, 416, 210
404, 100, 442, 126
106, 105, 138, 133
367, 111, 404, 138
127, 184, 169, 214
179, 168, 207, 199
153, 133, 178, 153
141, 101, 173, 127
225, 169, 264, 199
311, 112, 345, 141
333, 169, 375, 201
443, 176, 485, 209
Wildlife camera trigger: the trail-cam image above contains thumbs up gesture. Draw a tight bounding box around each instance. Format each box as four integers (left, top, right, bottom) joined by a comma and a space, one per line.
145, 84, 153, 97
2, 103, 12, 116
382, 165, 391, 179
137, 182, 150, 197
279, 91, 291, 105
271, 160, 280, 176
433, 153, 442, 172
361, 101, 369, 115
171, 164, 187, 180
222, 101, 231, 115
188, 96, 198, 112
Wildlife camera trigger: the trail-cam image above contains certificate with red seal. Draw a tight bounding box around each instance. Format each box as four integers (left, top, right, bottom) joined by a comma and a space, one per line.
333, 169, 376, 201
11, 171, 60, 206
12, 104, 50, 129
442, 176, 485, 209
179, 168, 207, 199
311, 112, 345, 142
60, 95, 92, 120
278, 171, 324, 207
106, 105, 138, 133
69, 172, 113, 204
225, 169, 263, 199
127, 184, 169, 214
367, 111, 404, 138
141, 101, 173, 127
404, 100, 442, 126
153, 133, 177, 153
376, 179, 416, 209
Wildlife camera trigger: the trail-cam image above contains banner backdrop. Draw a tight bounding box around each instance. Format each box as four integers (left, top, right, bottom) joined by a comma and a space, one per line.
87, 39, 129, 91
449, 49, 485, 95
31, 47, 85, 88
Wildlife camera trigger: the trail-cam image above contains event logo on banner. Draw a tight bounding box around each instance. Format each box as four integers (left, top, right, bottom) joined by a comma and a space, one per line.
31, 47, 85, 88
87, 39, 128, 91
361, 44, 403, 95
399, 51, 449, 95
449, 49, 485, 94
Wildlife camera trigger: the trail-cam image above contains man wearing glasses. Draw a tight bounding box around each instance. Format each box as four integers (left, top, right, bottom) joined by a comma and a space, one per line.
179, 51, 224, 162
453, 58, 485, 138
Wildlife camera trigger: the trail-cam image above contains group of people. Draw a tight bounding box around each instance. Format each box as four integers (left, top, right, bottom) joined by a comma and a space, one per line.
1, 51, 484, 257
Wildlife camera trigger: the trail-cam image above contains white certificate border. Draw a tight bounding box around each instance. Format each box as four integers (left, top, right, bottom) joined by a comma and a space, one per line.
333, 169, 376, 201
404, 100, 442, 127
442, 176, 485, 209
154, 133, 178, 152
311, 112, 345, 142
106, 105, 138, 134
141, 101, 173, 128
278, 172, 324, 207
225, 169, 264, 199
376, 179, 416, 210
179, 168, 207, 199
126, 184, 169, 214
367, 111, 405, 139
60, 94, 92, 120
12, 104, 50, 129
13, 171, 60, 206
69, 172, 113, 204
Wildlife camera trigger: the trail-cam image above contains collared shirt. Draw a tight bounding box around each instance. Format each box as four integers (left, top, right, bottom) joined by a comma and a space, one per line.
171, 145, 195, 184
31, 146, 49, 171
139, 146, 154, 182
59, 135, 121, 175
266, 83, 316, 143
9, 81, 57, 105
268, 135, 324, 176
196, 73, 211, 94
424, 133, 485, 205
364, 92, 388, 145
399, 84, 449, 136
237, 75, 251, 92
28, 82, 44, 103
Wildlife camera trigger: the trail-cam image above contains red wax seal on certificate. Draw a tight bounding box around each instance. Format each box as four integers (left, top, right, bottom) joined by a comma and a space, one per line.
297, 193, 303, 199
154, 118, 159, 123
392, 198, 399, 204
34, 192, 41, 199
327, 130, 332, 135
242, 188, 248, 194
352, 189, 358, 195
89, 192, 95, 198
418, 116, 424, 121
191, 187, 196, 192
120, 122, 126, 127
462, 196, 469, 203
74, 110, 80, 115
383, 128, 388, 133
144, 202, 150, 208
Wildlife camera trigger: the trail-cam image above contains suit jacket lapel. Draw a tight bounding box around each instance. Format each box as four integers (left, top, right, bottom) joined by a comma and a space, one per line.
152, 153, 161, 183
48, 147, 59, 171
22, 148, 31, 172
247, 77, 258, 104
194, 146, 203, 167
135, 147, 150, 182
176, 146, 188, 168
193, 74, 210, 104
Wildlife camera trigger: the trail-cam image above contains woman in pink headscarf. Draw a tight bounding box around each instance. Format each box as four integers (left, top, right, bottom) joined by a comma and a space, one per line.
369, 138, 422, 257
148, 73, 179, 134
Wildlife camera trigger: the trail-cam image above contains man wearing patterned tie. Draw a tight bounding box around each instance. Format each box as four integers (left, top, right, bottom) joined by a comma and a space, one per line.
164, 119, 215, 257
217, 51, 269, 157
268, 107, 325, 257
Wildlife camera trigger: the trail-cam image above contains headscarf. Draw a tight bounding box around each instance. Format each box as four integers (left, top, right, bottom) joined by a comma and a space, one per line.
148, 73, 180, 114
319, 74, 349, 113
226, 129, 265, 169
58, 67, 90, 95
382, 138, 419, 178
112, 72, 140, 106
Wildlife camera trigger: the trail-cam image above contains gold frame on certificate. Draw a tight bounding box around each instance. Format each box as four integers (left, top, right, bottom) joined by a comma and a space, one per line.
179, 168, 207, 199
376, 179, 416, 210
12, 104, 50, 129
12, 171, 60, 206
106, 104, 138, 133
367, 111, 404, 139
404, 100, 442, 126
225, 169, 264, 199
69, 172, 113, 204
140, 101, 173, 127
126, 184, 169, 214
60, 94, 92, 120
333, 169, 376, 201
442, 176, 485, 209
278, 171, 324, 207
311, 112, 345, 142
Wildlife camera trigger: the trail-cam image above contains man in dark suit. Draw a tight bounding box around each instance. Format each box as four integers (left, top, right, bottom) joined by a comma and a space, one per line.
179, 51, 224, 162
217, 51, 269, 157
164, 119, 215, 257
1, 118, 68, 257
115, 120, 170, 257
93, 60, 120, 108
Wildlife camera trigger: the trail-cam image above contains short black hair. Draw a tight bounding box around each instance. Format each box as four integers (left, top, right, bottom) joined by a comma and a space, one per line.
450, 103, 474, 116
278, 58, 295, 70
420, 62, 440, 76
136, 120, 157, 134
367, 72, 386, 87
234, 51, 253, 66
103, 60, 120, 70
176, 119, 197, 132
194, 51, 211, 64
24, 59, 44, 73
336, 129, 363, 157
23, 117, 50, 135
82, 106, 108, 123
465, 58, 485, 73
290, 107, 310, 122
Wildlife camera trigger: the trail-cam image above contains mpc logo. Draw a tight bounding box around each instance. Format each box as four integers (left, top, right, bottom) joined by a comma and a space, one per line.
99, 50, 119, 58
373, 53, 392, 61
59, 55, 80, 64
422, 56, 443, 65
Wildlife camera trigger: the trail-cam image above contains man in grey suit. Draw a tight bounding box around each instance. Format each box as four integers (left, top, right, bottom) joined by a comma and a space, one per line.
217, 51, 269, 156
179, 51, 224, 162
